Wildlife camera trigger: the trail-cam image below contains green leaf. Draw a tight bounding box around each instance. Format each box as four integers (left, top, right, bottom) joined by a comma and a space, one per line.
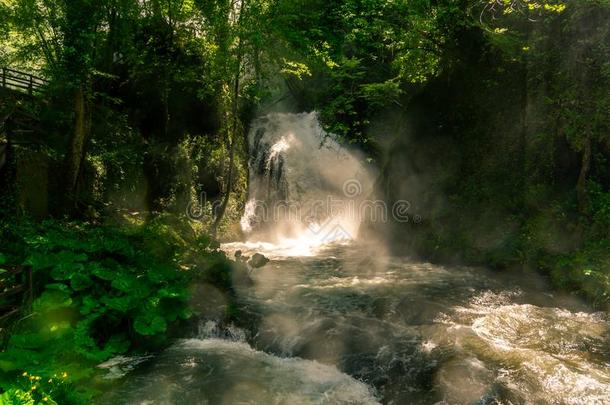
48, 251, 88, 280
158, 285, 188, 299
80, 296, 99, 315
25, 253, 56, 271
51, 261, 85, 280
134, 313, 167, 336
70, 273, 93, 291
102, 295, 135, 312
147, 265, 180, 284
33, 290, 73, 312
91, 263, 115, 280
46, 283, 71, 293
111, 273, 138, 292
103, 334, 130, 355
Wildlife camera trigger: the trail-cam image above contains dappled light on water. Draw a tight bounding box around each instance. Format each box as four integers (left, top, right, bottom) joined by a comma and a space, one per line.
226, 212, 359, 258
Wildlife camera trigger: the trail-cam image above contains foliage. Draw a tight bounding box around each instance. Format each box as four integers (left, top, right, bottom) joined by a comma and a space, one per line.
266, 0, 453, 150
398, 0, 610, 310
0, 217, 233, 403
0, 371, 75, 405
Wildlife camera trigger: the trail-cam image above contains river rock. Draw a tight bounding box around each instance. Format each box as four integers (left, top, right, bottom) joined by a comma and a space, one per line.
234, 250, 249, 263
248, 253, 269, 268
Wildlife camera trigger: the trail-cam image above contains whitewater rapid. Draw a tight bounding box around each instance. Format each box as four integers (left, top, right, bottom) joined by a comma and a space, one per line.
101, 113, 609, 404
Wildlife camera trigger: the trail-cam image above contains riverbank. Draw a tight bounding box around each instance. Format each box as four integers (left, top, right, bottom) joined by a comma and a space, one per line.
0, 215, 237, 404
391, 210, 610, 313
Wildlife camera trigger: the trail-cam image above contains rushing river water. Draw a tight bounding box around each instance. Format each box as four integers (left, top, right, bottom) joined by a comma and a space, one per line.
102, 241, 610, 404
103, 112, 609, 403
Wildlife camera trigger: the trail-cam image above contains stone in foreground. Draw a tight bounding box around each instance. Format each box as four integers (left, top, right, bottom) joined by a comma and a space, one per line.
248, 253, 270, 268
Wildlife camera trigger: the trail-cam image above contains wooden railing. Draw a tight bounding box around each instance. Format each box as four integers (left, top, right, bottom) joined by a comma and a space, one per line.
0, 265, 33, 329
0, 67, 47, 95
0, 143, 7, 172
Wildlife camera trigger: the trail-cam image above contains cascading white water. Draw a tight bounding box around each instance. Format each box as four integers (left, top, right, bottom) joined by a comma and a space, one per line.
100, 114, 610, 404
238, 112, 373, 255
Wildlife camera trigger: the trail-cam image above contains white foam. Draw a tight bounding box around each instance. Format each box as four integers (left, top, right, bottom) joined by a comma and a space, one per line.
176, 338, 380, 404
438, 291, 610, 403
240, 112, 373, 251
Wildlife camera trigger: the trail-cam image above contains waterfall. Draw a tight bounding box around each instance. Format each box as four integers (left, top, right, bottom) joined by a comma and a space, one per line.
240, 112, 372, 248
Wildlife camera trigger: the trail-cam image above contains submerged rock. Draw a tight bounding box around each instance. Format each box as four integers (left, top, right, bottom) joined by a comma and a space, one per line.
248, 253, 269, 268
234, 250, 249, 263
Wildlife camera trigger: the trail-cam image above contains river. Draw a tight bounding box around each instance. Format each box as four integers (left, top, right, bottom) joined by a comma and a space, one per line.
102, 112, 609, 404
103, 241, 609, 404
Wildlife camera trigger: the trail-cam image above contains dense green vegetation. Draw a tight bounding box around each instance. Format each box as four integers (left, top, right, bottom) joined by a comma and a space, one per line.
385, 0, 610, 309
0, 0, 608, 402
0, 217, 233, 403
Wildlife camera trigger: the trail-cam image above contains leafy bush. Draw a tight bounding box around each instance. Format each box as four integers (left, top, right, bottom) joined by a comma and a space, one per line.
0, 217, 232, 403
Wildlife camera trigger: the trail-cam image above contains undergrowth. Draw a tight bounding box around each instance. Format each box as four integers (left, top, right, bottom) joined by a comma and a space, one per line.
0, 216, 233, 404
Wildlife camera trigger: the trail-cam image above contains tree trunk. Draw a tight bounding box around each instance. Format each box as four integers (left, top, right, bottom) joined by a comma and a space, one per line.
576, 136, 592, 214
519, 65, 528, 193
211, 0, 247, 237
212, 75, 240, 236
64, 85, 90, 211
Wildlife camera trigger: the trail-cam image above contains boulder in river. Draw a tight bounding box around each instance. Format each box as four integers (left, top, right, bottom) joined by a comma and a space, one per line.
234, 250, 249, 263
248, 253, 269, 268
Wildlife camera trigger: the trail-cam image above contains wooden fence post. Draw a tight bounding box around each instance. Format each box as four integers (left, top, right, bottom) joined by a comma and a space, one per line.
0, 67, 47, 94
